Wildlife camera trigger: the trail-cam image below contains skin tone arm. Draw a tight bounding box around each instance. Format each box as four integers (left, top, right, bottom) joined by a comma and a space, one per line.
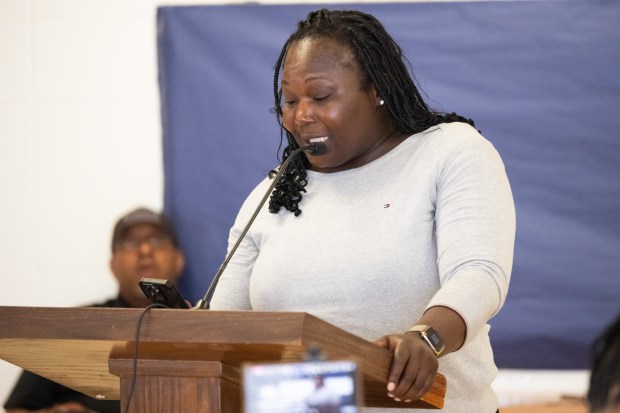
373, 305, 466, 402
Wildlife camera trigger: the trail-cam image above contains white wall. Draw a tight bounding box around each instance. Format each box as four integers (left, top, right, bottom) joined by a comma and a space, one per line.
0, 0, 588, 409
0, 0, 178, 403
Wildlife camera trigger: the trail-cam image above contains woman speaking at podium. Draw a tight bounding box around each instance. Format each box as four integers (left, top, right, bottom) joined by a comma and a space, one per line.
210, 8, 515, 413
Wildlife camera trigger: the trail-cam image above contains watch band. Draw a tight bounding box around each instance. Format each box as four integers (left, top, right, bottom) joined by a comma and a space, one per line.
406, 324, 445, 356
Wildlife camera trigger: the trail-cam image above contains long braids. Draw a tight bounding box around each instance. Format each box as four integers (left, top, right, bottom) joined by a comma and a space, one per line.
268, 41, 310, 216
269, 9, 476, 216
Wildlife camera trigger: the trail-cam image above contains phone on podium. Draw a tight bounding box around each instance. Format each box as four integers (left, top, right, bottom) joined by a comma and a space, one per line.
138, 277, 191, 309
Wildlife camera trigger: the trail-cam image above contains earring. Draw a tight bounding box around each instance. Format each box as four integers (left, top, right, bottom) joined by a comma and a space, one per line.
379, 99, 385, 106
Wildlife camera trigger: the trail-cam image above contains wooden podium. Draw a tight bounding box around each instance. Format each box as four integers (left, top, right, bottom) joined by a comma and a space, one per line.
0, 306, 445, 412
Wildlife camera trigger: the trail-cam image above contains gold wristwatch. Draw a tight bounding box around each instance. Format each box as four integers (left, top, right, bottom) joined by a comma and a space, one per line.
406, 325, 445, 356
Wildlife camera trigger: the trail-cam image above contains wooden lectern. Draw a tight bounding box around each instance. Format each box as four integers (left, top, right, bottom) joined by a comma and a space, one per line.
0, 306, 445, 412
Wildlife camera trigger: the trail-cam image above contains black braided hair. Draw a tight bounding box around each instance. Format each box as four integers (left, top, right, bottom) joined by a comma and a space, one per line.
269, 8, 476, 216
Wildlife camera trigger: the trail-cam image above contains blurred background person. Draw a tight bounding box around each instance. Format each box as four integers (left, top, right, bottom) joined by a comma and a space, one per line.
3, 207, 185, 413
588, 312, 620, 413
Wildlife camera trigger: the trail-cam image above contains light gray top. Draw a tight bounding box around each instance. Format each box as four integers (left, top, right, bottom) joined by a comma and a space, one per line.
211, 122, 516, 412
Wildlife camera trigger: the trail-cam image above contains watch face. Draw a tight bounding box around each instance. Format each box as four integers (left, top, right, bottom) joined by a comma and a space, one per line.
427, 329, 443, 348
421, 327, 445, 356
408, 325, 445, 356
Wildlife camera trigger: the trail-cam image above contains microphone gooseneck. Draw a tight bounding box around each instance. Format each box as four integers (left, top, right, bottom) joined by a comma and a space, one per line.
193, 143, 325, 310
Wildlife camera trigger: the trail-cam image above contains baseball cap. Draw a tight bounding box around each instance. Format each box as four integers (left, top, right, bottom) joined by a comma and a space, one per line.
111, 207, 178, 252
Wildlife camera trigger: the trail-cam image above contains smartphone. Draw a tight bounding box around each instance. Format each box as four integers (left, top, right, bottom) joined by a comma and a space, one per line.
138, 278, 190, 309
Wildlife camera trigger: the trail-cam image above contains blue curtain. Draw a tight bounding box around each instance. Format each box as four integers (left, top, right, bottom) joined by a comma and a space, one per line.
158, 1, 620, 369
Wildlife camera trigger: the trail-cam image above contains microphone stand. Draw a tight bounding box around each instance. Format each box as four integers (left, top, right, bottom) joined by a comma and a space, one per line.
193, 143, 323, 310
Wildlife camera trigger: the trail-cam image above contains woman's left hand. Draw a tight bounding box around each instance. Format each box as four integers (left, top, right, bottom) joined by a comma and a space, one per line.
373, 332, 439, 403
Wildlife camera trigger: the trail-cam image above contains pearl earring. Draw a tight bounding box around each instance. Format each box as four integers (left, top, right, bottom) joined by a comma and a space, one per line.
379, 99, 385, 106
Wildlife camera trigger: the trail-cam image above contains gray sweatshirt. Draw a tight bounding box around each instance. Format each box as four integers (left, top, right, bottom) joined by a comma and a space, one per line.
211, 122, 516, 413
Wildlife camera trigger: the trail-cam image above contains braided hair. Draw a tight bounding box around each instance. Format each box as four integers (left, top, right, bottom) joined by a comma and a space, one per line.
269, 8, 476, 216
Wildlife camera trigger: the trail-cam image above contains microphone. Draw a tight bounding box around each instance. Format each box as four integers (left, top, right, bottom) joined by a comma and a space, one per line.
193, 142, 326, 309
306, 141, 326, 156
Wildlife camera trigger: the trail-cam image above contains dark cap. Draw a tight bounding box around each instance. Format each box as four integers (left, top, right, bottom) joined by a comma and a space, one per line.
111, 207, 178, 252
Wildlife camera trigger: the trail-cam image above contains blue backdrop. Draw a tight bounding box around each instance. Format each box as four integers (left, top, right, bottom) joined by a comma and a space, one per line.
157, 1, 620, 369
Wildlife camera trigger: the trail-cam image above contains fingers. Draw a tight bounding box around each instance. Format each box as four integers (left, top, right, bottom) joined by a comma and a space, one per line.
401, 358, 436, 401
386, 336, 410, 394
385, 333, 438, 403
372, 336, 390, 349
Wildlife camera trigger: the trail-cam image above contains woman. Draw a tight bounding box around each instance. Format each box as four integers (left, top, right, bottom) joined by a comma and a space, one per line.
210, 9, 515, 412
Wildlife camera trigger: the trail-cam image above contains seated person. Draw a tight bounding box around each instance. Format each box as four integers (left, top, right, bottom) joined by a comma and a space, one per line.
3, 207, 186, 413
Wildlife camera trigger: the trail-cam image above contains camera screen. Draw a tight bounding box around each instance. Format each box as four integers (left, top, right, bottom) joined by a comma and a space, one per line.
243, 360, 360, 413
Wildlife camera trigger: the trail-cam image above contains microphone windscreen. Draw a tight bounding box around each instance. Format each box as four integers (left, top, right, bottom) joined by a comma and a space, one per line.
308, 142, 327, 156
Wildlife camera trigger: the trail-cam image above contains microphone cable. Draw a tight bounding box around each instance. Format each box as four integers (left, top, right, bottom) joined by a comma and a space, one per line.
121, 302, 168, 413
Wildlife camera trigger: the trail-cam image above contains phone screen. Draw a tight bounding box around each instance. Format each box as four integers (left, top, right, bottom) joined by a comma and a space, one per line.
243, 360, 360, 413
